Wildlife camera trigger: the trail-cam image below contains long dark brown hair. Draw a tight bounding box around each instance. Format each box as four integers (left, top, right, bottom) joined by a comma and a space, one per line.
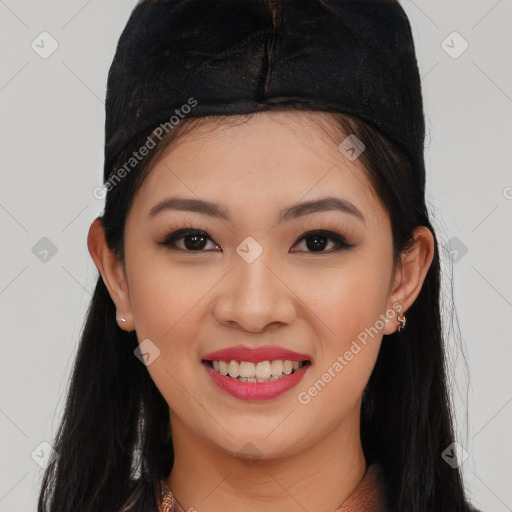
37, 111, 473, 512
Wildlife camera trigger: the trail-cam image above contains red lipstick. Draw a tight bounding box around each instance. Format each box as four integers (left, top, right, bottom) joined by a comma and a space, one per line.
202, 345, 312, 401
202, 345, 311, 363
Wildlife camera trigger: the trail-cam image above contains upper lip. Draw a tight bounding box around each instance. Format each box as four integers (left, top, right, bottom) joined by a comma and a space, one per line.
202, 345, 312, 363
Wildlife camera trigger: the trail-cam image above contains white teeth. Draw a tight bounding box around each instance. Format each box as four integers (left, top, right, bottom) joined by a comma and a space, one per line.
208, 359, 305, 381
219, 360, 229, 375
270, 360, 283, 376
228, 360, 240, 378
283, 360, 293, 375
239, 361, 255, 378
255, 361, 272, 379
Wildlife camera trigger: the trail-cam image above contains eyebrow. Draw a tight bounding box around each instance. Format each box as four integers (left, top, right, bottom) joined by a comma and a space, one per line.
149, 196, 365, 224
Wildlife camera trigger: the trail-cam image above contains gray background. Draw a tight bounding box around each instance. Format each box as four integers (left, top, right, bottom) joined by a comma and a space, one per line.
0, 1, 511, 510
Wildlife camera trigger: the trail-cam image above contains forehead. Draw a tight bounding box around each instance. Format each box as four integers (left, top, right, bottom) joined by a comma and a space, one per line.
129, 110, 387, 229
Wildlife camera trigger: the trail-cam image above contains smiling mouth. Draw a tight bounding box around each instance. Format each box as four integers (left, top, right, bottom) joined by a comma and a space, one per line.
203, 359, 311, 383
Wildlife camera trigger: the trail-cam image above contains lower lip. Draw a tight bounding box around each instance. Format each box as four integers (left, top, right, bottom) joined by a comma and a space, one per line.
202, 361, 310, 401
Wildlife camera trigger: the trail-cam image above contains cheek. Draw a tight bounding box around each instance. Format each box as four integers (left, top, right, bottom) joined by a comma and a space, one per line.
125, 246, 215, 343
294, 250, 392, 397
124, 255, 208, 412
299, 252, 392, 341
123, 248, 226, 407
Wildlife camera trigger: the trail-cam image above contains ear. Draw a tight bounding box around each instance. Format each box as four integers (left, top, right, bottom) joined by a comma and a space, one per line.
87, 217, 135, 332
383, 225, 435, 335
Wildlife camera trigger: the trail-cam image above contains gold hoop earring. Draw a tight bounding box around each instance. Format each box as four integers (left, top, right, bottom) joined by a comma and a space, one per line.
397, 306, 406, 332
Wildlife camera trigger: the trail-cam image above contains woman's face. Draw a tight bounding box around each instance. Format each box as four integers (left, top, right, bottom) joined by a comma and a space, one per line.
117, 111, 404, 459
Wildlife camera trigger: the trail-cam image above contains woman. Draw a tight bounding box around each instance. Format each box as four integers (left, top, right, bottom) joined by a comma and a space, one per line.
38, 1, 481, 511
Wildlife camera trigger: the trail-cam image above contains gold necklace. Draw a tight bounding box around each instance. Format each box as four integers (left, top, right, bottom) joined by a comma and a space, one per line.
159, 478, 184, 512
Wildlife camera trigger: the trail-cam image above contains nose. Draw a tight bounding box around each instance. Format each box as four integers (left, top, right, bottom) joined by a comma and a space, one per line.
210, 252, 297, 333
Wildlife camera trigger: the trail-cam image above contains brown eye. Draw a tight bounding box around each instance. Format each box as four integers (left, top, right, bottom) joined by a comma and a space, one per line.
158, 228, 354, 254
159, 229, 220, 252
291, 230, 354, 253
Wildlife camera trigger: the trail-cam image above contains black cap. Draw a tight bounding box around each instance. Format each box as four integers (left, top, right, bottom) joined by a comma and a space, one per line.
104, 0, 425, 193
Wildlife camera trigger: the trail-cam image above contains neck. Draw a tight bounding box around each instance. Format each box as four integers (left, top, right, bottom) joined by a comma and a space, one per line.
166, 409, 367, 512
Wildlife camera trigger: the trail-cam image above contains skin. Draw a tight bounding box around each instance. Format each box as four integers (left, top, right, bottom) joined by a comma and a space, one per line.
88, 110, 434, 512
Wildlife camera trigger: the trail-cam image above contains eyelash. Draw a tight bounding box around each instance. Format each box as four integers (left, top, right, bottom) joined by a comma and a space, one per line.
157, 224, 356, 254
